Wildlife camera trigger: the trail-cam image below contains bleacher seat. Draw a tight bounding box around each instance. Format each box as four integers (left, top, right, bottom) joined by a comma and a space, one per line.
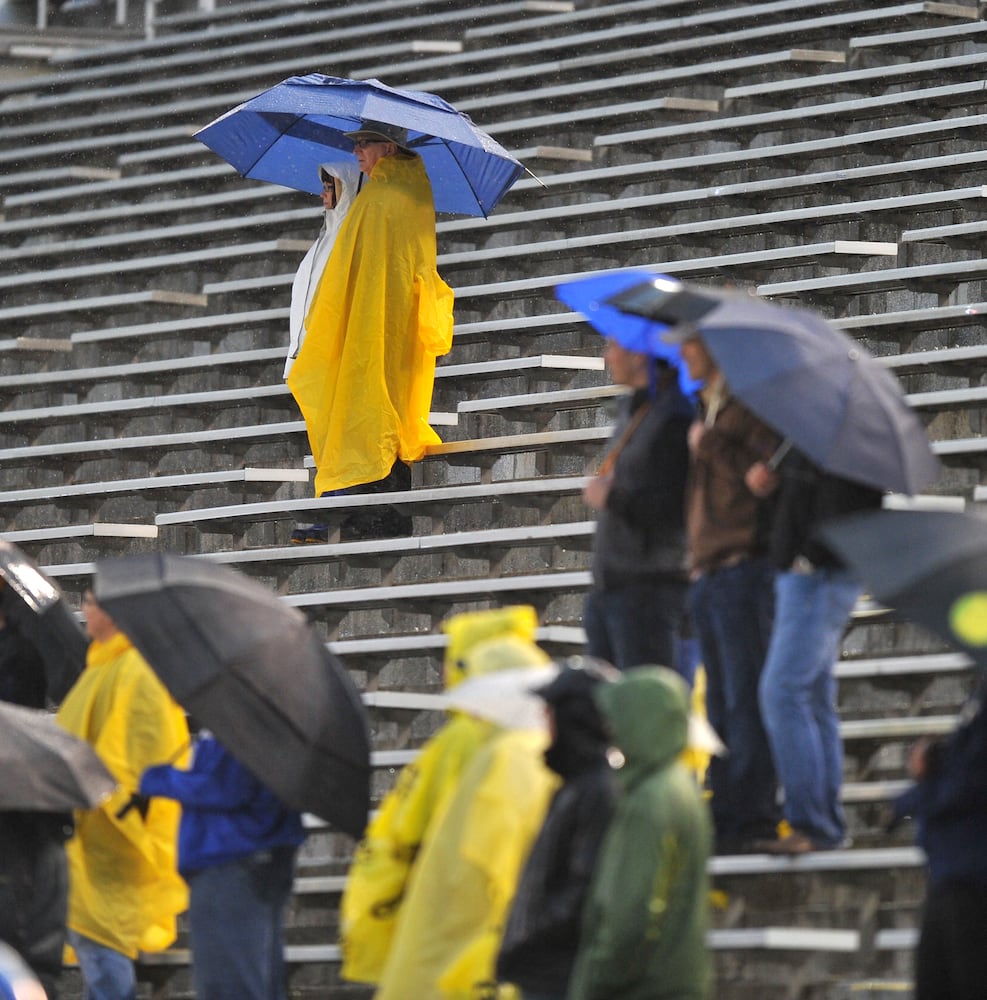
3, 0, 986, 996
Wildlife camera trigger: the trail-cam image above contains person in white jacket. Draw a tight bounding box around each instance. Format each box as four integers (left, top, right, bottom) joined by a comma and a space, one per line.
287, 161, 361, 544
284, 161, 361, 379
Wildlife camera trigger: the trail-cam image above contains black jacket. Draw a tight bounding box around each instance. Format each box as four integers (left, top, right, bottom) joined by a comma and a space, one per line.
496, 708, 617, 995
768, 450, 883, 571
591, 383, 693, 590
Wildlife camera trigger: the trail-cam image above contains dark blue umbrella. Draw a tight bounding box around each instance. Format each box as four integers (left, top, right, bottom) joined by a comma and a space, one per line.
819, 509, 987, 669
194, 74, 525, 218
606, 278, 940, 495
554, 270, 703, 394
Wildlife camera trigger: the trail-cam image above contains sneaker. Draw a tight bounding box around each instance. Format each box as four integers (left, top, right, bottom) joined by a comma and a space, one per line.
304, 526, 329, 544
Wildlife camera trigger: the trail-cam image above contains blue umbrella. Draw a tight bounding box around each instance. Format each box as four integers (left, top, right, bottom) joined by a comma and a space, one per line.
553, 270, 703, 395
194, 74, 525, 218
606, 277, 941, 495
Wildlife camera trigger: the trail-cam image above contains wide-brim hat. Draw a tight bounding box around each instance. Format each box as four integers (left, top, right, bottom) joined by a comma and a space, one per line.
343, 119, 412, 152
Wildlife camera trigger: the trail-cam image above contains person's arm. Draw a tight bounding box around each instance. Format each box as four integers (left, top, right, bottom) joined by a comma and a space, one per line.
140, 739, 261, 811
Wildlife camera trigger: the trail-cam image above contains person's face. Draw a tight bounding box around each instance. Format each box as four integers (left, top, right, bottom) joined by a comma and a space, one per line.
352, 138, 396, 176
678, 336, 717, 383
603, 338, 649, 388
320, 176, 339, 211
81, 589, 118, 643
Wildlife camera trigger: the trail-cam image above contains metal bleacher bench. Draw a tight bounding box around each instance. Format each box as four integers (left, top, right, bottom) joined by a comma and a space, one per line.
0, 289, 207, 325
595, 79, 987, 151
210, 242, 899, 302
349, 1, 974, 90
153, 475, 592, 533
758, 256, 987, 300
723, 48, 987, 105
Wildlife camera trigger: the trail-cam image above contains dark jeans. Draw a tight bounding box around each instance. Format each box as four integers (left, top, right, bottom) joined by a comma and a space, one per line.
915, 880, 987, 1000
688, 556, 780, 848
583, 579, 688, 676
187, 845, 297, 1000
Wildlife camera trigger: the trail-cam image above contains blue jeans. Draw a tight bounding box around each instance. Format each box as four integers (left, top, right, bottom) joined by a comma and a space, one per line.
67, 930, 136, 1000
187, 845, 298, 1000
759, 567, 860, 847
688, 557, 779, 847
583, 579, 688, 677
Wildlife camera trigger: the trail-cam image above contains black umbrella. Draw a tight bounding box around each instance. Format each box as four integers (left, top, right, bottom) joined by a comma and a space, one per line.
0, 699, 116, 811
819, 509, 987, 669
0, 540, 87, 704
93, 553, 371, 837
606, 278, 941, 495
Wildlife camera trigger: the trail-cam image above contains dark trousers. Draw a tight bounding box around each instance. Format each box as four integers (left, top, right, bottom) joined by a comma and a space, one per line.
688, 556, 780, 848
188, 845, 297, 1000
583, 579, 688, 677
915, 880, 987, 1000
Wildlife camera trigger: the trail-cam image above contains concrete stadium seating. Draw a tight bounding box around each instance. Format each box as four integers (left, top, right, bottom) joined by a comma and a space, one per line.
3, 0, 986, 996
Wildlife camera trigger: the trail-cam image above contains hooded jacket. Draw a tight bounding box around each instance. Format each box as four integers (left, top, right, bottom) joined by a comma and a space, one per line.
569, 667, 712, 1000
56, 632, 189, 959
287, 153, 454, 495
284, 161, 361, 379
496, 670, 618, 995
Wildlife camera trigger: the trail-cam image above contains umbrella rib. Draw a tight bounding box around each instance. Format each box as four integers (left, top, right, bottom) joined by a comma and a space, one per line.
433, 139, 490, 219
238, 112, 310, 181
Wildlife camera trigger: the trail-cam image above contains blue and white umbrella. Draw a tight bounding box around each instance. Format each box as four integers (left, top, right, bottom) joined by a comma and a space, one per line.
195, 74, 526, 218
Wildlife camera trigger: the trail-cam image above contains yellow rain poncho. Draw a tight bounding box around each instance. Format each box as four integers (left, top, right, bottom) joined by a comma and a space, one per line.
341, 607, 549, 985
57, 632, 189, 959
287, 152, 455, 496
374, 727, 557, 1000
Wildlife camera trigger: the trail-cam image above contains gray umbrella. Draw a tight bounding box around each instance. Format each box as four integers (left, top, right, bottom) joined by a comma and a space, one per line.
93, 553, 372, 837
0, 539, 87, 703
819, 508, 987, 670
0, 700, 116, 811
607, 278, 941, 495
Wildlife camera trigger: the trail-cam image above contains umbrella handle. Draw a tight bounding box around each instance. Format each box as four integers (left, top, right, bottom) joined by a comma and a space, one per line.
766, 438, 794, 471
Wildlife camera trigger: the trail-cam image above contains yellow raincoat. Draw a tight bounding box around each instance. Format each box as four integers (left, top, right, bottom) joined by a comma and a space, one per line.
57, 632, 189, 959
288, 153, 455, 496
374, 727, 557, 1000
341, 607, 549, 985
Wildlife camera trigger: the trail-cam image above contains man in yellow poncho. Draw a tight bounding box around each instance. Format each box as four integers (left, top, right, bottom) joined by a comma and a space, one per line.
341, 606, 550, 985
56, 589, 189, 1000
287, 118, 455, 541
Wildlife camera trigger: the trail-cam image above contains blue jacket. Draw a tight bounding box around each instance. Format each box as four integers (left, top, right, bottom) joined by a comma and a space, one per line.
140, 736, 306, 876
893, 681, 987, 888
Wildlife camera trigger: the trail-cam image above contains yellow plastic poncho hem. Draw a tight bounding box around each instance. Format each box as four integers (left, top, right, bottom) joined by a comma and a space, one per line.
57, 632, 189, 960
288, 153, 455, 497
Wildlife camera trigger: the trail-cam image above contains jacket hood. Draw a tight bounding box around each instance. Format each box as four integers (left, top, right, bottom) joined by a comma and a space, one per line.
594, 666, 688, 782
441, 605, 542, 690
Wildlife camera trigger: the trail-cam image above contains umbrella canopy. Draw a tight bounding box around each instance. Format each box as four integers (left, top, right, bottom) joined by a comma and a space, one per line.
0, 539, 87, 703
554, 270, 702, 395
0, 699, 116, 811
93, 554, 371, 837
195, 74, 525, 218
606, 277, 941, 495
819, 509, 987, 670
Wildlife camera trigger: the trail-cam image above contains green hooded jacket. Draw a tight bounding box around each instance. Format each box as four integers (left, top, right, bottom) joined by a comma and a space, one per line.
569, 667, 712, 1000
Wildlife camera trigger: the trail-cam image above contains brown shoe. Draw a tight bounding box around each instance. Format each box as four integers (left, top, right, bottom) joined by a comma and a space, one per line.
761, 830, 816, 855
